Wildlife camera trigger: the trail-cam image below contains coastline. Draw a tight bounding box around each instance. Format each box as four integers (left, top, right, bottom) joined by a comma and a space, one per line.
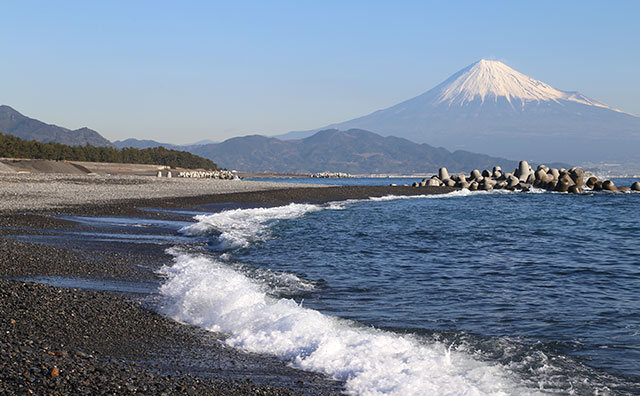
0, 174, 453, 395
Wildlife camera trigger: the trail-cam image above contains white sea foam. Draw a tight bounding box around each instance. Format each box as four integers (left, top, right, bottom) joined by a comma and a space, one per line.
422, 188, 546, 199
179, 198, 423, 246
163, 194, 552, 394
179, 190, 543, 250
159, 252, 542, 396
161, 198, 555, 395
368, 194, 430, 201
232, 262, 318, 295
180, 203, 323, 248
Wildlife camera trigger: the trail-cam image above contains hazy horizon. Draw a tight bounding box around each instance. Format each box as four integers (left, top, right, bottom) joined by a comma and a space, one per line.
1, 1, 639, 144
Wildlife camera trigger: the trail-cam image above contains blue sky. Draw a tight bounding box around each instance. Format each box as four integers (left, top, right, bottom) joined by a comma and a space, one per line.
1, 1, 638, 143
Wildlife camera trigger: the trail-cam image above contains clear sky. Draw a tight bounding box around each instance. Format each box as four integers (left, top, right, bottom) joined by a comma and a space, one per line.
1, 1, 639, 143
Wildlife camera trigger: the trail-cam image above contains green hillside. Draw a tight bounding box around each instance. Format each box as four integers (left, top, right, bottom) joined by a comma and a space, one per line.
0, 132, 218, 170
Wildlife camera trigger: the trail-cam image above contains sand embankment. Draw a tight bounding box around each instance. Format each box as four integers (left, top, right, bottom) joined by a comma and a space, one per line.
0, 159, 92, 174
0, 158, 198, 176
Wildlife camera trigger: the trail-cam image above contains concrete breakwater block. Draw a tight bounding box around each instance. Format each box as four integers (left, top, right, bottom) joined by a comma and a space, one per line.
411, 162, 638, 194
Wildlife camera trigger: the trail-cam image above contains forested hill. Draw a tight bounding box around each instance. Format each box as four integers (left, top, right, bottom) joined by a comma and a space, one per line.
0, 133, 218, 170
0, 105, 112, 147
189, 128, 519, 173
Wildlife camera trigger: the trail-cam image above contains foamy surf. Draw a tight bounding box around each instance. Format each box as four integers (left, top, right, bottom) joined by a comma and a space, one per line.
368, 188, 546, 202
159, 252, 541, 396
424, 188, 546, 198
179, 190, 538, 247
180, 203, 324, 248
160, 194, 575, 395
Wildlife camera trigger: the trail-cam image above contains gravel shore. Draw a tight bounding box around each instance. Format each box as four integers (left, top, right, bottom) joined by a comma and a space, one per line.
0, 173, 328, 212
0, 229, 342, 395
0, 174, 453, 395
0, 279, 341, 395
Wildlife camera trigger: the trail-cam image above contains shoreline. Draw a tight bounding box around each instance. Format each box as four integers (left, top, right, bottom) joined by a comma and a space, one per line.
0, 172, 452, 214
0, 176, 454, 395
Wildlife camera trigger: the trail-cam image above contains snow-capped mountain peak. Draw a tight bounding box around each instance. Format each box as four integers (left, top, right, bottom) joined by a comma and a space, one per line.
432, 59, 620, 111
279, 58, 638, 165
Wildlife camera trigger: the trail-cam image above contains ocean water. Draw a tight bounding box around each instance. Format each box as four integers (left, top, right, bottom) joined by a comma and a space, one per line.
248, 176, 640, 187
245, 176, 423, 186
158, 183, 640, 395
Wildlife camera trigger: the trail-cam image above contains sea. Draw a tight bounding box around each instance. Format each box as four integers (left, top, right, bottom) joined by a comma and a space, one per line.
46, 177, 640, 395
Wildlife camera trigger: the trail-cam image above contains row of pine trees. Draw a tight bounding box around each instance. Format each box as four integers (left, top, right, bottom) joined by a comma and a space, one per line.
0, 133, 218, 170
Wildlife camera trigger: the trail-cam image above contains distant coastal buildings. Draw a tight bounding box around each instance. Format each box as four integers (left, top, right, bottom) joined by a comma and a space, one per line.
311, 172, 353, 178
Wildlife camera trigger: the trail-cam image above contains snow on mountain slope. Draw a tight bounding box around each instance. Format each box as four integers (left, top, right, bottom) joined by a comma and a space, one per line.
431, 59, 620, 111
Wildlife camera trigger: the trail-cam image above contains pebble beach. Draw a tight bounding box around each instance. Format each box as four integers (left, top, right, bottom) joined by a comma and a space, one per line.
0, 172, 450, 395
0, 173, 328, 212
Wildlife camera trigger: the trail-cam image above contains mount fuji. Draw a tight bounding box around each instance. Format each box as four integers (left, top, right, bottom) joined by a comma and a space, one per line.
281, 60, 640, 165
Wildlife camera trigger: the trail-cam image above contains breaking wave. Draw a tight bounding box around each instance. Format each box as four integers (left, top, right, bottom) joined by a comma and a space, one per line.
159, 251, 541, 396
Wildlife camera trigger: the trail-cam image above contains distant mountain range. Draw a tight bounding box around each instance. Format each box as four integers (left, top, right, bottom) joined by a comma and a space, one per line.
6, 57, 639, 175
280, 59, 640, 165
0, 104, 559, 174
112, 138, 218, 149
113, 130, 524, 174
186, 129, 520, 174
112, 138, 179, 150
0, 105, 112, 147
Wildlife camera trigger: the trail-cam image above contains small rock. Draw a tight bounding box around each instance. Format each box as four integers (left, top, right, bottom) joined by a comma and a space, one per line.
526, 173, 535, 184
559, 173, 575, 186
507, 175, 519, 188
555, 180, 570, 192
545, 181, 557, 191
516, 160, 531, 181
593, 181, 604, 191
569, 168, 585, 187
603, 180, 617, 191
438, 167, 450, 181
568, 185, 582, 194
480, 181, 494, 191
470, 169, 482, 181
534, 169, 547, 181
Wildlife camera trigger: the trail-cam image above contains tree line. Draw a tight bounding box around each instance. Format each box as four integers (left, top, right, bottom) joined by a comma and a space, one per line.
0, 133, 218, 170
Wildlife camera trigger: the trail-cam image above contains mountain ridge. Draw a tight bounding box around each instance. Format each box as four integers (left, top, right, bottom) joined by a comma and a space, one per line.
0, 105, 112, 147
113, 138, 180, 150
188, 128, 522, 174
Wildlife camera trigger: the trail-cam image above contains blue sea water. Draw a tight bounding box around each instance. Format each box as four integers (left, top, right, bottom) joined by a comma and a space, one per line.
246, 176, 423, 186
156, 180, 640, 395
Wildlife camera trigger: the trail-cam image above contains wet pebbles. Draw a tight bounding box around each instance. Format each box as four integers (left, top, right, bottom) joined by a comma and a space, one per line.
0, 183, 453, 395
0, 280, 339, 395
